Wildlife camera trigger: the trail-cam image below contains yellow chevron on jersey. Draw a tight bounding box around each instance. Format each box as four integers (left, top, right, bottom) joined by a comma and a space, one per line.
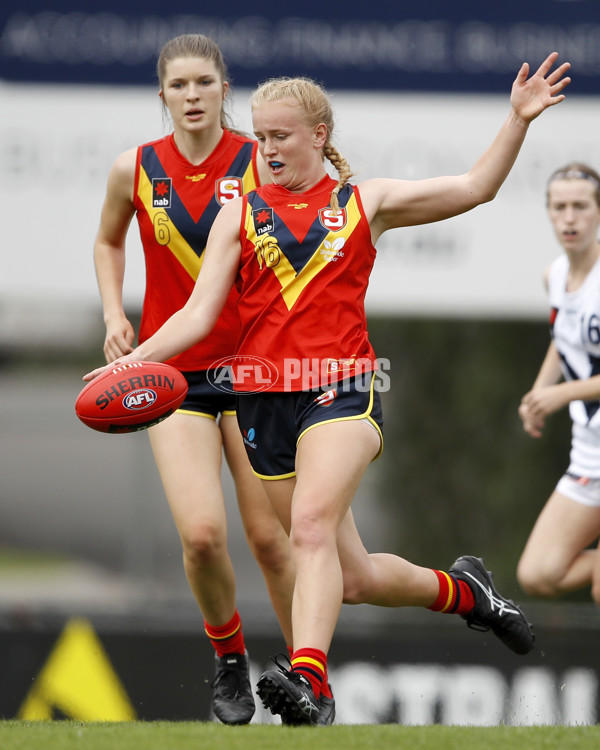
133, 130, 258, 371
137, 166, 203, 281
240, 161, 260, 193
246, 192, 362, 311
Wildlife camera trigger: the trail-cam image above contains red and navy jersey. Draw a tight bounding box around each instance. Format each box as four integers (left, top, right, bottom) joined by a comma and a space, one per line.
133, 130, 260, 370
235, 175, 378, 391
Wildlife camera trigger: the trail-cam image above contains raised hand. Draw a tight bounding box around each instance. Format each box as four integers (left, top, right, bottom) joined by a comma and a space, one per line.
510, 51, 571, 123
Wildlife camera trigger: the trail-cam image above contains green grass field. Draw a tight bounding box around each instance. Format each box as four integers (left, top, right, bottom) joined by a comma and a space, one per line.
0, 722, 598, 750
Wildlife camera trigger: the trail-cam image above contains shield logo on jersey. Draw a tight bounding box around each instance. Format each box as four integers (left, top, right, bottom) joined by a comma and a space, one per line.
215, 176, 243, 205
319, 207, 347, 231
253, 207, 274, 236
152, 178, 172, 208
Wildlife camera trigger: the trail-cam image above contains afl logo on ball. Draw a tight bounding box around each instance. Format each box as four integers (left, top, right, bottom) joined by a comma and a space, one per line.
123, 389, 157, 410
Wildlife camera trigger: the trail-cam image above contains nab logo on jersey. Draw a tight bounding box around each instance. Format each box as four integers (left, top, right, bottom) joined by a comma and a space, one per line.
319, 207, 347, 232
253, 207, 274, 236
152, 178, 172, 208
215, 177, 243, 205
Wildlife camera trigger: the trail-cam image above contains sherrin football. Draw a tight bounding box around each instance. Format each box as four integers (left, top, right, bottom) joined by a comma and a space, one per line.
75, 361, 188, 434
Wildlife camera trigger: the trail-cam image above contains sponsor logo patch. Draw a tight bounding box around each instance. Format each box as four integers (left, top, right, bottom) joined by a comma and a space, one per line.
243, 427, 258, 449
253, 207, 274, 236
314, 389, 338, 407
319, 237, 346, 262
152, 178, 172, 208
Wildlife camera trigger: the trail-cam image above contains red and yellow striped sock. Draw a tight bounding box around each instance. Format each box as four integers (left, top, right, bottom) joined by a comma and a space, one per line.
204, 610, 245, 657
288, 645, 332, 699
290, 647, 326, 699
428, 569, 475, 615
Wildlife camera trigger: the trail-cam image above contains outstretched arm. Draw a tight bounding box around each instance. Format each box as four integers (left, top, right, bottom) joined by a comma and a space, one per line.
84, 199, 243, 380
363, 52, 571, 239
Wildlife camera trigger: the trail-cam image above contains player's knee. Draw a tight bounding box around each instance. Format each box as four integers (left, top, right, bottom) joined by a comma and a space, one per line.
517, 558, 560, 598
246, 526, 290, 573
341, 577, 367, 605
517, 569, 544, 597
182, 523, 226, 568
290, 514, 329, 551
340, 566, 371, 604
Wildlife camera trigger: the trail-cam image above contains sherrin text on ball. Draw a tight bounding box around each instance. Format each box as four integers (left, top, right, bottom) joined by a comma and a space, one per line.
75, 361, 188, 434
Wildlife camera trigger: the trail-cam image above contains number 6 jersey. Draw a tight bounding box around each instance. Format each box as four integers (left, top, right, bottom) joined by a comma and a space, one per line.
133, 130, 260, 371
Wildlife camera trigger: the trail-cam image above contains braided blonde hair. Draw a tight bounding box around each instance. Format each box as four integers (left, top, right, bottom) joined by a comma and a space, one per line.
251, 77, 353, 211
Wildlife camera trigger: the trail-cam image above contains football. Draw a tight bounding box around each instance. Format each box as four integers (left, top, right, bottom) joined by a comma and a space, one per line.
75, 361, 188, 434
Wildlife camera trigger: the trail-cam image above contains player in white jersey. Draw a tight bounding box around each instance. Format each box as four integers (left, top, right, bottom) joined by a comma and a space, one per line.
517, 162, 600, 605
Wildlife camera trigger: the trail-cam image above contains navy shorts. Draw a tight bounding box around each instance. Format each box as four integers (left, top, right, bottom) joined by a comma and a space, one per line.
177, 369, 236, 419
236, 372, 384, 479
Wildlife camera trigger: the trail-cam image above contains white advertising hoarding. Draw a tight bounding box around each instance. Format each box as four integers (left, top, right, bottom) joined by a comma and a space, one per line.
2, 82, 599, 333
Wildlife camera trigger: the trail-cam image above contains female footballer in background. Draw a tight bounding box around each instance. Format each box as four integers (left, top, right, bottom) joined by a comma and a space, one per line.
518, 163, 600, 607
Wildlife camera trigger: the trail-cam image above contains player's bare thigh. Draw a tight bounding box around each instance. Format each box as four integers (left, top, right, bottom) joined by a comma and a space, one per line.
518, 489, 600, 590
293, 419, 380, 530
148, 412, 226, 530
